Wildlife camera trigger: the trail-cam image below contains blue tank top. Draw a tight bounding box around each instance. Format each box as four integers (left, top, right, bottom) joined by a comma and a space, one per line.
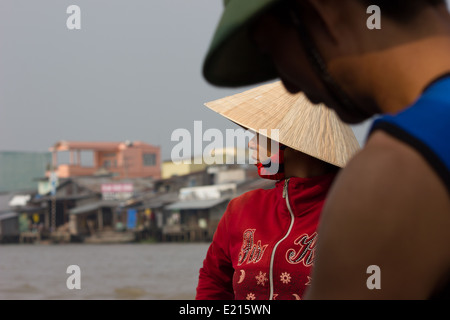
369, 74, 450, 193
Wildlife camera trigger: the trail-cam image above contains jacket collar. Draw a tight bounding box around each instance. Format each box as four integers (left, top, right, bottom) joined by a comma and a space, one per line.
274, 172, 337, 217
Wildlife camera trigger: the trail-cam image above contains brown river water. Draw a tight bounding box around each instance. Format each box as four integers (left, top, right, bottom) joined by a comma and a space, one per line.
0, 243, 210, 300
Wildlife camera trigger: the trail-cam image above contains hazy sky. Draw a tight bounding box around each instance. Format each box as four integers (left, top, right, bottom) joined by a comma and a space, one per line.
0, 1, 448, 160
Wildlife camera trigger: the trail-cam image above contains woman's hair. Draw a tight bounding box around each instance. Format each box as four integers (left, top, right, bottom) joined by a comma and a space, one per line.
360, 0, 446, 21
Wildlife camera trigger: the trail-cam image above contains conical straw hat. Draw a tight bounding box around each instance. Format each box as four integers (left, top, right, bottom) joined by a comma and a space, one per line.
204, 81, 360, 168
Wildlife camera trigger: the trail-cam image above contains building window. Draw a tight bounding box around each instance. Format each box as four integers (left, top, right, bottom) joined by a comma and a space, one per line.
103, 160, 112, 168
188, 178, 197, 187
143, 153, 157, 166
103, 153, 116, 158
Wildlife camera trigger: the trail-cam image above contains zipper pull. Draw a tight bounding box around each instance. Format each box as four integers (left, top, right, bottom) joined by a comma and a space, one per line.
283, 178, 290, 198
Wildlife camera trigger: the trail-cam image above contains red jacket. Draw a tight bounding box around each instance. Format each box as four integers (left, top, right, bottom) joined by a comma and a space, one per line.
196, 173, 336, 300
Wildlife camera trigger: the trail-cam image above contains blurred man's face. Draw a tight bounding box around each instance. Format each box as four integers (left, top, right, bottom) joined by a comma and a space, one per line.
250, 1, 379, 124
251, 12, 324, 102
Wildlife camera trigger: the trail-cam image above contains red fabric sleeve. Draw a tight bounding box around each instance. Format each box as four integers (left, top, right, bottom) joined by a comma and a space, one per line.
196, 202, 235, 300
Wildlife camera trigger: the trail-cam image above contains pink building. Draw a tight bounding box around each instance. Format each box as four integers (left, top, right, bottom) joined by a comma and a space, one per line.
48, 140, 161, 180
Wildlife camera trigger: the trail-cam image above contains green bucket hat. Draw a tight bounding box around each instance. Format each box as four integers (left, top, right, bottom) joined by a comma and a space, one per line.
203, 0, 282, 87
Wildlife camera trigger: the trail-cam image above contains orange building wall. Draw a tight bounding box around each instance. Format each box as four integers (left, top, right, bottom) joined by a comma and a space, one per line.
49, 141, 161, 180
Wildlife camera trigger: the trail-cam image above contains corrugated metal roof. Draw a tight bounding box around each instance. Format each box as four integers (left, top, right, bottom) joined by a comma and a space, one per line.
165, 197, 229, 211
0, 211, 18, 221
70, 200, 119, 215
